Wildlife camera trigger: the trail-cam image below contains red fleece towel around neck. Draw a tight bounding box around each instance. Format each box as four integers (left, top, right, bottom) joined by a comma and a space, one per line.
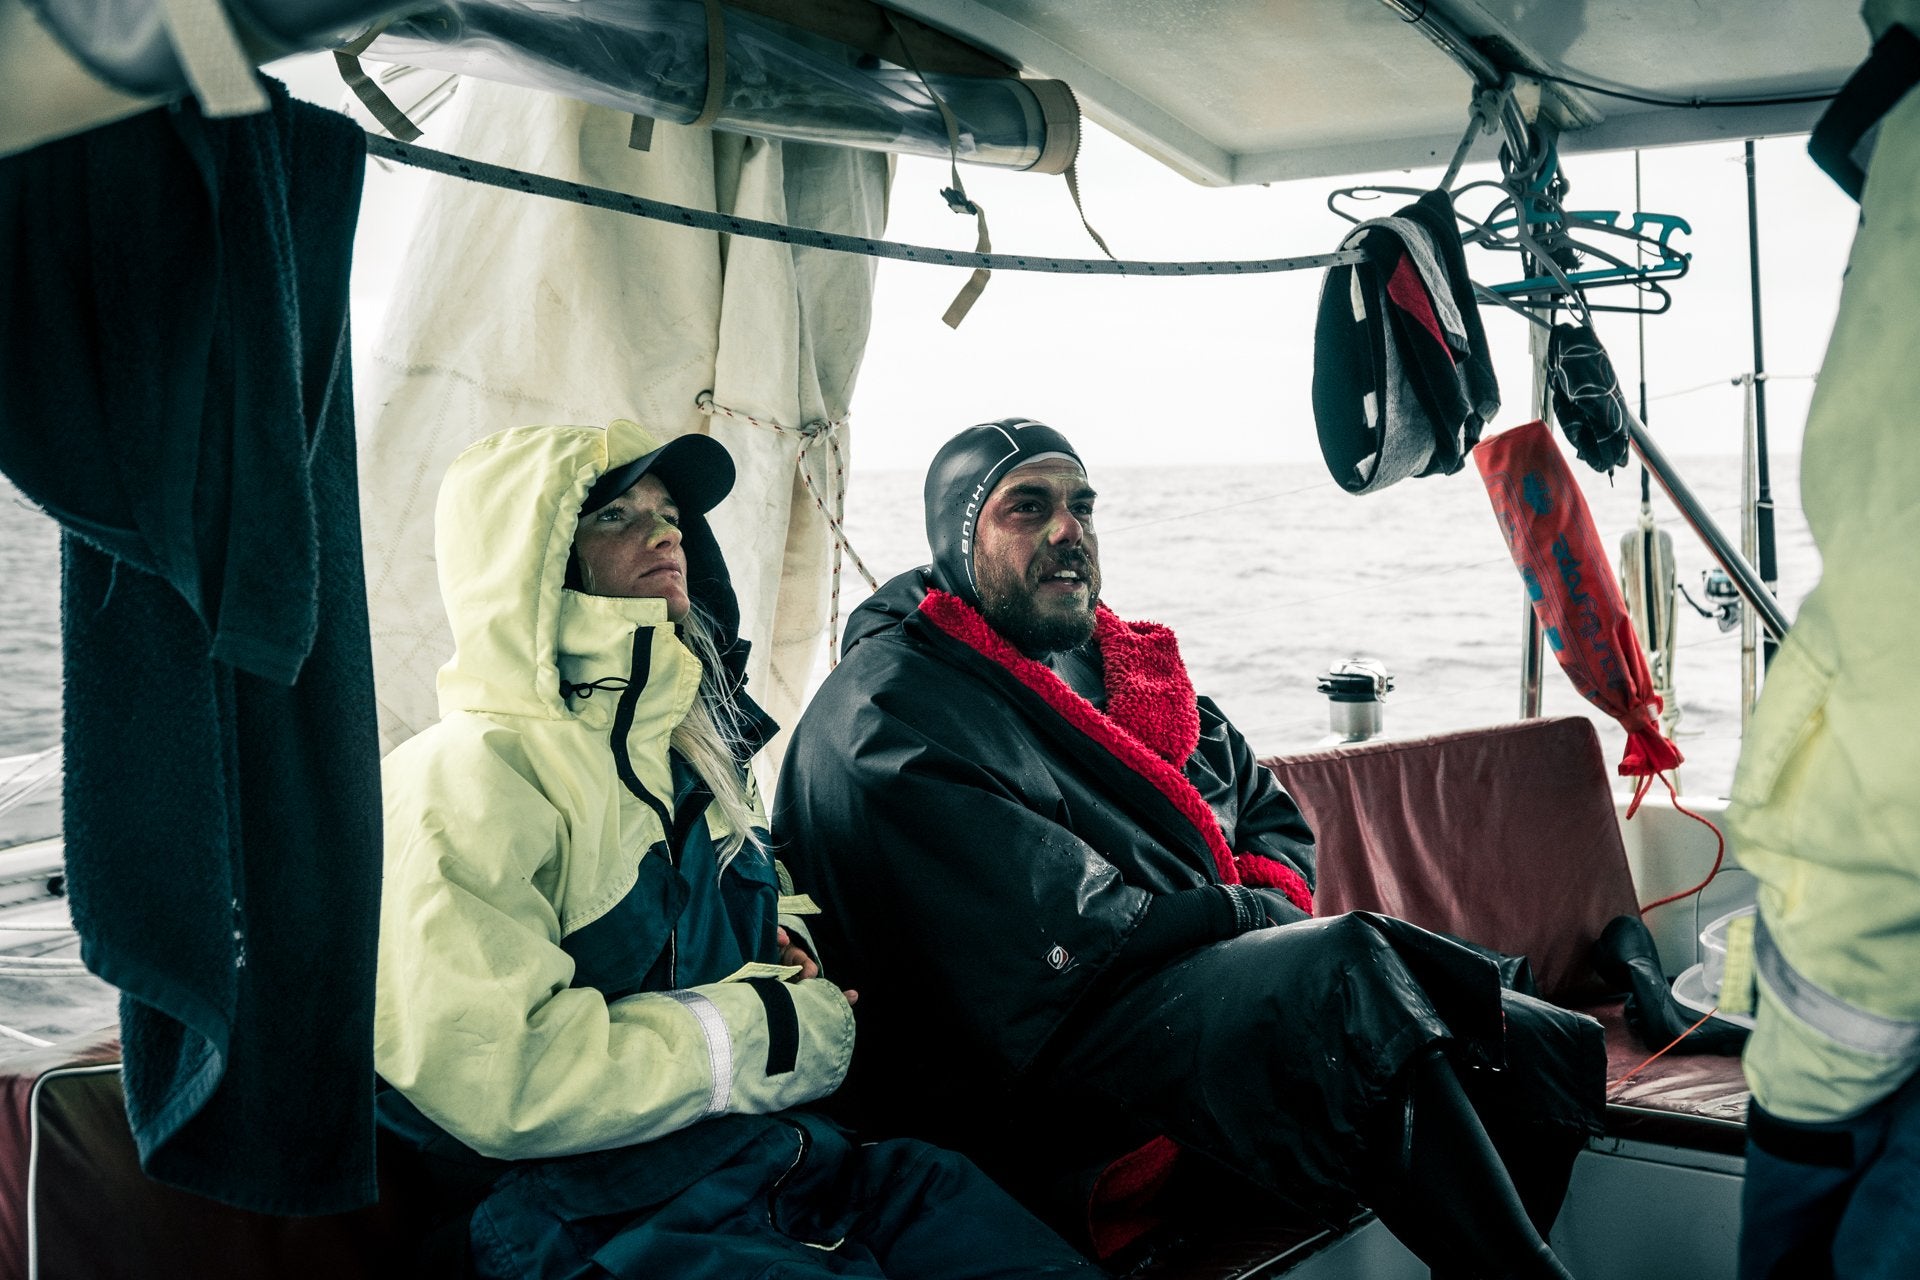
918, 589, 1312, 913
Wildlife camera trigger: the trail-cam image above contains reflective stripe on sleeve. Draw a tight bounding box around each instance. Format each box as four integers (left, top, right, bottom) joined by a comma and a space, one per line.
1755, 915, 1920, 1059
666, 990, 733, 1116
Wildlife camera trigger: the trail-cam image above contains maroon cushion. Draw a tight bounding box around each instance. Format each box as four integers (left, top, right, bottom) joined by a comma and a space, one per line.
1585, 999, 1750, 1153
1261, 717, 1642, 1004
1, 1029, 422, 1280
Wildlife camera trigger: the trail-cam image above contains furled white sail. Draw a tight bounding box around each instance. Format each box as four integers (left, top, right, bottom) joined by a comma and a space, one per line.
354, 76, 890, 775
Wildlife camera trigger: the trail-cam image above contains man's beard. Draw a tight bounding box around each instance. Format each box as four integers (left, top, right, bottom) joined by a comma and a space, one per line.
976, 550, 1100, 655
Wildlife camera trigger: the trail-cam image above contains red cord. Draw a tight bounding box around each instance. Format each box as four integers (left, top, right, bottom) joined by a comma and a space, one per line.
1625, 771, 1656, 819
1608, 1005, 1722, 1098
1634, 772, 1727, 915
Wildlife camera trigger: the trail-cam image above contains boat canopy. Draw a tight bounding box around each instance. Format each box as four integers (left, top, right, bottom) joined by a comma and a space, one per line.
5, 1, 1870, 181
883, 0, 1868, 184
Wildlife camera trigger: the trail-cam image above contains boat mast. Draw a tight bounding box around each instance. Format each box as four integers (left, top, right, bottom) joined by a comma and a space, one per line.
1744, 140, 1780, 671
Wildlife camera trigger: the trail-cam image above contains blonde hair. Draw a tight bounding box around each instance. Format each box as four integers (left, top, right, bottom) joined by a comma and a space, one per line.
672, 606, 765, 861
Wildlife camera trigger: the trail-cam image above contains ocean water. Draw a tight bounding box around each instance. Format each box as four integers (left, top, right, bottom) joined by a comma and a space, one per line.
0, 479, 63, 848
0, 452, 1815, 846
0, 479, 59, 761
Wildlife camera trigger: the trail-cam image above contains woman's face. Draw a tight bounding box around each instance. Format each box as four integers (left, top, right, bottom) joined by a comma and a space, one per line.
572, 473, 690, 620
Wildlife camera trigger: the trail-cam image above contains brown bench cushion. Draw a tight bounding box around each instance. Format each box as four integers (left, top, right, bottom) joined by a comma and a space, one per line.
1261, 717, 1644, 1004
1262, 718, 1749, 1147
1, 1028, 421, 1280
1587, 999, 1750, 1154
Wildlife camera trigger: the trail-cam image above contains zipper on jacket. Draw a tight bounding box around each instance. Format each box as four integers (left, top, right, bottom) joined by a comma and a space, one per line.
610, 625, 682, 985
611, 627, 676, 832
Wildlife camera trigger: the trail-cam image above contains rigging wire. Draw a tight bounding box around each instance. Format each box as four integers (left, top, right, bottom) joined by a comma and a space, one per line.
1531, 70, 1837, 110
0, 961, 74, 984
1650, 372, 1816, 403
0, 746, 61, 819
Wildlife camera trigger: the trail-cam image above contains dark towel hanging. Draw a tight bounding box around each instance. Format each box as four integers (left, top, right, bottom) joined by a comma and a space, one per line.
0, 79, 382, 1214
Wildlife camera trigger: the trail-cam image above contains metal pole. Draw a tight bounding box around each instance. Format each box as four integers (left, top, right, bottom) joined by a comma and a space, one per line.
1744, 140, 1781, 669
1521, 295, 1552, 718
1740, 375, 1760, 730
1636, 151, 1653, 513
1521, 600, 1545, 718
1626, 409, 1791, 641
1631, 150, 1680, 756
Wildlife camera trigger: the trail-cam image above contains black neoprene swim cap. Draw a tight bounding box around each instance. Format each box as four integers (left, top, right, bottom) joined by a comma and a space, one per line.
923, 418, 1084, 610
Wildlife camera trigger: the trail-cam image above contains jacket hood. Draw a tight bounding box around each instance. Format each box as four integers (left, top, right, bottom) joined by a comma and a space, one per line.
923, 418, 1083, 611
841, 567, 930, 657
434, 420, 744, 720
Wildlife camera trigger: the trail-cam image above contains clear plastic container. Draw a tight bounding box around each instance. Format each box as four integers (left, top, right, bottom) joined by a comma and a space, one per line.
1700, 905, 1757, 999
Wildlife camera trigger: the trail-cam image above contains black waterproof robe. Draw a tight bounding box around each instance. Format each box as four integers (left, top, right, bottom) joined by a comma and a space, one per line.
774, 569, 1606, 1245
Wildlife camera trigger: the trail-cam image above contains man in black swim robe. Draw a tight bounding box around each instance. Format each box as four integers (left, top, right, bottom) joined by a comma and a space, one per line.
775, 419, 1604, 1277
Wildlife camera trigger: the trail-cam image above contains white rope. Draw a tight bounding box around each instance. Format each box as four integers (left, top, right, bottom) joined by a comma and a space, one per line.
1649, 372, 1817, 403
0, 1022, 52, 1048
0, 922, 76, 933
695, 394, 879, 666
0, 745, 62, 819
0, 959, 91, 975
0, 746, 59, 782
0, 770, 57, 818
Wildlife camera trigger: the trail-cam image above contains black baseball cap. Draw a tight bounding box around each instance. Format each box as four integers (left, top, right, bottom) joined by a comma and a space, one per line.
582, 432, 734, 516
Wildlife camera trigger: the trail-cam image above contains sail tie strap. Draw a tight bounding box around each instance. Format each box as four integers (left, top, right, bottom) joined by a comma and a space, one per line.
334, 24, 424, 141
159, 0, 268, 117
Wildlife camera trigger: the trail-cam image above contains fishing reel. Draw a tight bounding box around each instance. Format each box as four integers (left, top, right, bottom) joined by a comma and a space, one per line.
1680, 567, 1743, 632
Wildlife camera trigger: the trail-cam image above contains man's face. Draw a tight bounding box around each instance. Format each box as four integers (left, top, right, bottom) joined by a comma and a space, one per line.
571, 473, 691, 620
972, 458, 1100, 653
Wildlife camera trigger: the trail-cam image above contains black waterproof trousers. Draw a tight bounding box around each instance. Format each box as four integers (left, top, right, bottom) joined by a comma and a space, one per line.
468, 1112, 1099, 1279
1035, 914, 1606, 1229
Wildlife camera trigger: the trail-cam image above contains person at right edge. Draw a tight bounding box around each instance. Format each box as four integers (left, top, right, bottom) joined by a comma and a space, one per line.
1728, 6, 1920, 1277
776, 418, 1606, 1280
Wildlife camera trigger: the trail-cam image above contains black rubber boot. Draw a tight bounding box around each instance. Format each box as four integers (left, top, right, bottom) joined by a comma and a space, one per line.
1591, 914, 1749, 1055
1366, 1050, 1576, 1280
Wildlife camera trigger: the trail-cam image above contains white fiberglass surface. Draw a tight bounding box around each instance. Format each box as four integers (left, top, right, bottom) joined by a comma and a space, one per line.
890, 0, 1865, 182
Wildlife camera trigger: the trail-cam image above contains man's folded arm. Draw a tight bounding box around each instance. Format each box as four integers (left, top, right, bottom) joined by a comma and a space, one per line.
1113, 883, 1270, 970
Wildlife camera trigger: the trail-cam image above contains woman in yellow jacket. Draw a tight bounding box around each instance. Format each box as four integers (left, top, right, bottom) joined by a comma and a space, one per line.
374, 420, 1093, 1278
